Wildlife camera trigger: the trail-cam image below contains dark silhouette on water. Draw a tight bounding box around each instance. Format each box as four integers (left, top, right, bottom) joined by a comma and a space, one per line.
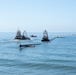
22, 30, 30, 40
41, 30, 50, 42
30, 35, 37, 37
19, 44, 35, 47
15, 29, 22, 39
15, 29, 30, 40
19, 43, 41, 48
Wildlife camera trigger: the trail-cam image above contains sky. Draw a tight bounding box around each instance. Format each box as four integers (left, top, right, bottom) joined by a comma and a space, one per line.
0, 0, 76, 32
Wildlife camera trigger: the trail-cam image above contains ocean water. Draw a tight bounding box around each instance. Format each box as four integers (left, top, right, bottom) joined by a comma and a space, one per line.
0, 32, 76, 75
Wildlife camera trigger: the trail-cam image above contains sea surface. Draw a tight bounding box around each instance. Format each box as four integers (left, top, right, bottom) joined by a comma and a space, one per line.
0, 32, 76, 75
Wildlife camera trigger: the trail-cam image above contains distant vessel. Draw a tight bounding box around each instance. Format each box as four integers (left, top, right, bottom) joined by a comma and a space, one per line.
41, 30, 50, 41
15, 30, 30, 40
30, 35, 37, 37
22, 30, 30, 40
15, 29, 22, 39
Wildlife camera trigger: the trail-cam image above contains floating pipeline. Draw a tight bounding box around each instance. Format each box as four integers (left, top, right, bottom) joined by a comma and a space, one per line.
50, 37, 57, 41
19, 36, 64, 48
50, 36, 65, 42
19, 43, 41, 48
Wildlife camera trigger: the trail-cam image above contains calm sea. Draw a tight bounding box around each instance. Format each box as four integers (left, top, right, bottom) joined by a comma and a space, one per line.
0, 32, 76, 75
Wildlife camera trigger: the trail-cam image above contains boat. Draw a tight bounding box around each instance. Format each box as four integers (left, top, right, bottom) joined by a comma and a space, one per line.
22, 30, 30, 40
15, 30, 30, 40
30, 35, 37, 37
15, 29, 22, 39
41, 30, 50, 41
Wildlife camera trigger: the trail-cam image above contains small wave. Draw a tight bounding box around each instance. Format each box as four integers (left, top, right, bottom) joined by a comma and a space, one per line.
0, 58, 76, 71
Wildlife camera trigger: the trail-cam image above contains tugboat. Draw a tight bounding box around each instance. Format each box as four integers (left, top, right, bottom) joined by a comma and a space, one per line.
15, 30, 30, 40
41, 30, 50, 42
15, 29, 22, 39
22, 30, 30, 40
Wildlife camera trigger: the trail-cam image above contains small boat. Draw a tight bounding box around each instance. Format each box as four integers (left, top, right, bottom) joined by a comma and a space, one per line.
41, 30, 50, 42
15, 29, 22, 39
30, 35, 37, 37
22, 30, 30, 40
15, 30, 30, 40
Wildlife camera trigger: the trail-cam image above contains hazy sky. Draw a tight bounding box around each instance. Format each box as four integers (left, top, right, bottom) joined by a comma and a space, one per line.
0, 0, 76, 32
